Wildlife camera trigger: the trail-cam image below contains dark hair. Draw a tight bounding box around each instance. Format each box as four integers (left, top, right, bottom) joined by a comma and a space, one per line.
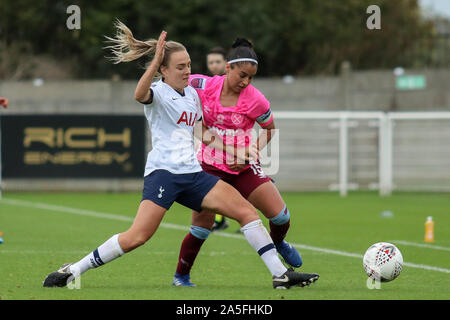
227, 38, 258, 67
207, 46, 226, 59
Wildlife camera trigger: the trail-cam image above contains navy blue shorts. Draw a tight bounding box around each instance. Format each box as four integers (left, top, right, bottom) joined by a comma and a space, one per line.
141, 169, 220, 212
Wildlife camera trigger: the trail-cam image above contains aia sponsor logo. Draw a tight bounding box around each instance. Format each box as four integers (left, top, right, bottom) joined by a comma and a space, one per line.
177, 111, 198, 126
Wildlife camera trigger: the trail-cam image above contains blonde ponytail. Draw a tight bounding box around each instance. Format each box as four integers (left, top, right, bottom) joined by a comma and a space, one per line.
104, 19, 186, 71
104, 19, 158, 64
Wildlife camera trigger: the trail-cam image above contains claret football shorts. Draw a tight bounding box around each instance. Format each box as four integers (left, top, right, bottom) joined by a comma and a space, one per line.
200, 161, 273, 199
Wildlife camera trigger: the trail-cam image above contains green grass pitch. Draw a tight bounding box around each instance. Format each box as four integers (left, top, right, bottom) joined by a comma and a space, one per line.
0, 191, 449, 300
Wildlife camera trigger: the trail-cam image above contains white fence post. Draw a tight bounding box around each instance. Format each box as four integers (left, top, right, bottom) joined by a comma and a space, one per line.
339, 113, 349, 197
385, 117, 394, 195
378, 113, 392, 196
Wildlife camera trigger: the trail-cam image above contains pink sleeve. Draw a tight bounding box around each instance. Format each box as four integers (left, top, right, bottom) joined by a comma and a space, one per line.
247, 87, 273, 128
189, 74, 210, 100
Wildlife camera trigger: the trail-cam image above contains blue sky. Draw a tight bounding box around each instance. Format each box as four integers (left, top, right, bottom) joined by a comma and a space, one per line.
419, 0, 450, 18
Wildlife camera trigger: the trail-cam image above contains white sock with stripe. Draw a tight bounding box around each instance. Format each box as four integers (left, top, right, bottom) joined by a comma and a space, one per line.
241, 219, 287, 277
69, 234, 125, 277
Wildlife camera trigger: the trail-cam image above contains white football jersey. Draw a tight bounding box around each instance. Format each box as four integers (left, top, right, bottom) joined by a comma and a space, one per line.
143, 79, 203, 176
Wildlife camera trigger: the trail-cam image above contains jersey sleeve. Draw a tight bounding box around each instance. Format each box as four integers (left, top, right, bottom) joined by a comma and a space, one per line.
189, 74, 211, 122
189, 74, 210, 101
194, 90, 203, 122
189, 74, 209, 90
247, 88, 273, 128
140, 81, 161, 106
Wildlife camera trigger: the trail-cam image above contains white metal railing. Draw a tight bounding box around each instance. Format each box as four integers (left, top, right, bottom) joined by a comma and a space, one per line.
273, 111, 450, 196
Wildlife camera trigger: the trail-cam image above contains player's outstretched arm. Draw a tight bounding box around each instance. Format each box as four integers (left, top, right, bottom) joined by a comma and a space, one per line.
256, 121, 275, 152
194, 121, 257, 163
134, 31, 166, 103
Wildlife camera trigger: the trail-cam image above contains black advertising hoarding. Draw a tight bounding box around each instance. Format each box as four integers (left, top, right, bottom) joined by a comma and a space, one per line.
1, 115, 146, 178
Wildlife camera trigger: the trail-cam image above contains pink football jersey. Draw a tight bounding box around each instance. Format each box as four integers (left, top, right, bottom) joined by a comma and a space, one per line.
189, 74, 273, 174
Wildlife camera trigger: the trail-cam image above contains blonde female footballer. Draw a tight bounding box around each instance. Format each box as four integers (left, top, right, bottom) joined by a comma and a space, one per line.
43, 22, 319, 289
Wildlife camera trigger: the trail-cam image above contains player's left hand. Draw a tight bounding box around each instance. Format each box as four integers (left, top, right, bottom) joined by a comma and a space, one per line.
235, 143, 259, 164
152, 30, 166, 68
247, 143, 259, 162
228, 162, 248, 171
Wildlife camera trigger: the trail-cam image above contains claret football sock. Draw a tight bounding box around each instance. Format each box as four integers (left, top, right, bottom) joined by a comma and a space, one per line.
175, 226, 210, 275
269, 205, 291, 244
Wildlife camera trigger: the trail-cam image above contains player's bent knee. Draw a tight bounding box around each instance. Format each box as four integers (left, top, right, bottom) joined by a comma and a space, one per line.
191, 210, 215, 230
236, 206, 259, 226
119, 232, 150, 252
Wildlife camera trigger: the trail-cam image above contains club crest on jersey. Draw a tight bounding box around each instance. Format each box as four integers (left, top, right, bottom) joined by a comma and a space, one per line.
231, 113, 243, 125
177, 111, 198, 126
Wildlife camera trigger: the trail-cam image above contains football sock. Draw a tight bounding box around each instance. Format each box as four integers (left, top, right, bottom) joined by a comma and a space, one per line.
69, 234, 124, 276
175, 226, 210, 275
241, 219, 287, 277
269, 205, 291, 244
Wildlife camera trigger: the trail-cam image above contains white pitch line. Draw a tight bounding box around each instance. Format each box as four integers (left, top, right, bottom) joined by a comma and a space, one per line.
0, 198, 134, 222
390, 240, 450, 252
0, 249, 229, 256
1, 198, 450, 274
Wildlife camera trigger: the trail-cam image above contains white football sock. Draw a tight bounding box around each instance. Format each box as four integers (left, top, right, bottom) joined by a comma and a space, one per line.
69, 234, 125, 276
241, 220, 287, 277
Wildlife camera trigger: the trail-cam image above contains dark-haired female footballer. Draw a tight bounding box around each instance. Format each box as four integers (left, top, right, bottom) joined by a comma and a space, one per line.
43, 22, 319, 290
172, 38, 305, 287
206, 46, 228, 231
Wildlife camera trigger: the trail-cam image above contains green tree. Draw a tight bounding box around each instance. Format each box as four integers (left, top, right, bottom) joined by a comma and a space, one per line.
0, 0, 436, 79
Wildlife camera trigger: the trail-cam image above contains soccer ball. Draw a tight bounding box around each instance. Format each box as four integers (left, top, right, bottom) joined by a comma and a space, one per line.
363, 242, 403, 282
